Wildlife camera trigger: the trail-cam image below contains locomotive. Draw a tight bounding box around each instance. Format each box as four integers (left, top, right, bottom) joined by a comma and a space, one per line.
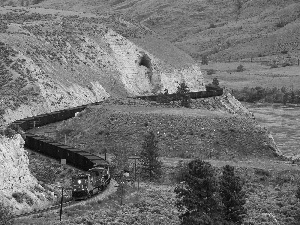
72, 166, 111, 200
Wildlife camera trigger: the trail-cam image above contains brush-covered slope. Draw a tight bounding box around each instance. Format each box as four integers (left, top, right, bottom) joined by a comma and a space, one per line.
38, 97, 281, 160
0, 7, 204, 126
22, 0, 300, 62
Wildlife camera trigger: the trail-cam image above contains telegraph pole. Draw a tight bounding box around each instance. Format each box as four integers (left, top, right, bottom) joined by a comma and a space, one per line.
59, 187, 64, 221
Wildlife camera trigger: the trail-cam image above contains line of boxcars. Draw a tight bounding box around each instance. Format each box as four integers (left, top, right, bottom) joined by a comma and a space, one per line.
11, 103, 109, 172
133, 87, 224, 101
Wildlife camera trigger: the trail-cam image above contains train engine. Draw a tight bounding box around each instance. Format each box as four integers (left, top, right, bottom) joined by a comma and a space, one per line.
72, 166, 110, 200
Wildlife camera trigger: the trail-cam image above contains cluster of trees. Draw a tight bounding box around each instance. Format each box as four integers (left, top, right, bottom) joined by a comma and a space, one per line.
157, 82, 191, 107
232, 86, 300, 104
175, 160, 246, 225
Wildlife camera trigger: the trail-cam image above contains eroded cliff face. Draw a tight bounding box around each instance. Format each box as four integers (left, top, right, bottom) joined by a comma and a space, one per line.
0, 7, 204, 126
0, 134, 54, 214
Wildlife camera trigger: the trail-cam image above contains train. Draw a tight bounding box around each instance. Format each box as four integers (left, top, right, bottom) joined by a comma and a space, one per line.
9, 102, 111, 199
6, 87, 224, 199
72, 166, 111, 200
133, 87, 224, 101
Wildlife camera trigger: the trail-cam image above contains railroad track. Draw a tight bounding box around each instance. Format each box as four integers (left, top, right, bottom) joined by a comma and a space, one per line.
13, 179, 117, 219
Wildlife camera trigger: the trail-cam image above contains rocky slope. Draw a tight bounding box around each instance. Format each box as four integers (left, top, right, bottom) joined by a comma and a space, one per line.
0, 134, 54, 214
0, 6, 204, 127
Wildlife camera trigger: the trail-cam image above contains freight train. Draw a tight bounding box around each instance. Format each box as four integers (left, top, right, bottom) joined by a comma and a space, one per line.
7, 87, 224, 199
72, 166, 110, 200
10, 102, 111, 199
133, 87, 224, 101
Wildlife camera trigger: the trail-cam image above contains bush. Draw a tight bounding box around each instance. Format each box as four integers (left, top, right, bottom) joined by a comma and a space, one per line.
276, 21, 286, 28
236, 64, 245, 72
282, 62, 291, 67
207, 69, 216, 75
201, 55, 208, 65
209, 23, 216, 29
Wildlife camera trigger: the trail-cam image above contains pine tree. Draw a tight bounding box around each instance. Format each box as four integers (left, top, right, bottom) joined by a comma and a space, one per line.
176, 82, 191, 108
220, 165, 247, 225
139, 131, 162, 182
175, 159, 223, 224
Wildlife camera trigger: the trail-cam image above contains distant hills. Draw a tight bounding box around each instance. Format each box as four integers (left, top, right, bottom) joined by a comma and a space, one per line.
2, 0, 298, 62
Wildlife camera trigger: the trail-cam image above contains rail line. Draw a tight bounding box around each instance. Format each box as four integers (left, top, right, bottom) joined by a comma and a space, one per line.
8, 89, 224, 218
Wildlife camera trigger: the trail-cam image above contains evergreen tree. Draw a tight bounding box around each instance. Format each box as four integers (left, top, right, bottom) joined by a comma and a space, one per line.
220, 165, 247, 225
175, 159, 223, 225
176, 82, 191, 108
201, 55, 208, 65
140, 131, 162, 182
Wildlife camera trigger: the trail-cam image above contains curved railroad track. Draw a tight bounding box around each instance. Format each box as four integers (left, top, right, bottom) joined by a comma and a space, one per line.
8, 89, 223, 218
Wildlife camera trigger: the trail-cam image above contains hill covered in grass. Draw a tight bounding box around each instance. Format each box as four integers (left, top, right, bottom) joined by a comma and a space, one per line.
14, 0, 300, 63
33, 97, 281, 161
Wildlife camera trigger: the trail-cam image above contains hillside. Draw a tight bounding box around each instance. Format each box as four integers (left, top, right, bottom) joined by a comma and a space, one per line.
32, 97, 281, 161
0, 6, 204, 126
10, 0, 300, 63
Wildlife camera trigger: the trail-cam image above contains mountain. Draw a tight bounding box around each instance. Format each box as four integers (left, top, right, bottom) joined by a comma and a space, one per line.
7, 0, 298, 62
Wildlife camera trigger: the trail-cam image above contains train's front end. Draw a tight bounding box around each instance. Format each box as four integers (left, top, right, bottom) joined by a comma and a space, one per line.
71, 174, 92, 200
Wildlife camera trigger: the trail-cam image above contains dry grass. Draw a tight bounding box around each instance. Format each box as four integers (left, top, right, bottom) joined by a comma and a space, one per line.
203, 62, 300, 90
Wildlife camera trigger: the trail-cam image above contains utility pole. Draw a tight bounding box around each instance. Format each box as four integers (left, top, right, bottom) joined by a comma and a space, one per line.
59, 187, 64, 221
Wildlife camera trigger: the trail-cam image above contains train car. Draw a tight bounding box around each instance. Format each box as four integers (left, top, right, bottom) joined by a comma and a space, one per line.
71, 166, 110, 200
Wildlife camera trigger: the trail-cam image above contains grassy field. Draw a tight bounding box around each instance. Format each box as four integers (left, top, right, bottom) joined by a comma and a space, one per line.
202, 61, 300, 90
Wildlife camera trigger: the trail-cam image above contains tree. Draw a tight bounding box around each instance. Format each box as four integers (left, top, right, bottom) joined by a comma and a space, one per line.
202, 55, 208, 65
175, 159, 223, 224
220, 165, 247, 225
176, 82, 191, 108
212, 78, 219, 86
139, 131, 162, 182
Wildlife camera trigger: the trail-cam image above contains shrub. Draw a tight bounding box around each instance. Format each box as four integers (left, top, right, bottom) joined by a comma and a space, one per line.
236, 64, 245, 72
172, 160, 189, 183
209, 23, 216, 29
282, 62, 291, 67
276, 21, 286, 28
207, 69, 216, 75
12, 192, 24, 203
201, 55, 208, 65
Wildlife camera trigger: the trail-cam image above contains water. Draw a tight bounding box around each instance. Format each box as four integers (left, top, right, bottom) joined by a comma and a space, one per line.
243, 103, 300, 157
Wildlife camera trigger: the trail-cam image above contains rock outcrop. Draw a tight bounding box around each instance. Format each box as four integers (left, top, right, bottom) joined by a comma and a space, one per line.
0, 7, 204, 126
0, 134, 54, 214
